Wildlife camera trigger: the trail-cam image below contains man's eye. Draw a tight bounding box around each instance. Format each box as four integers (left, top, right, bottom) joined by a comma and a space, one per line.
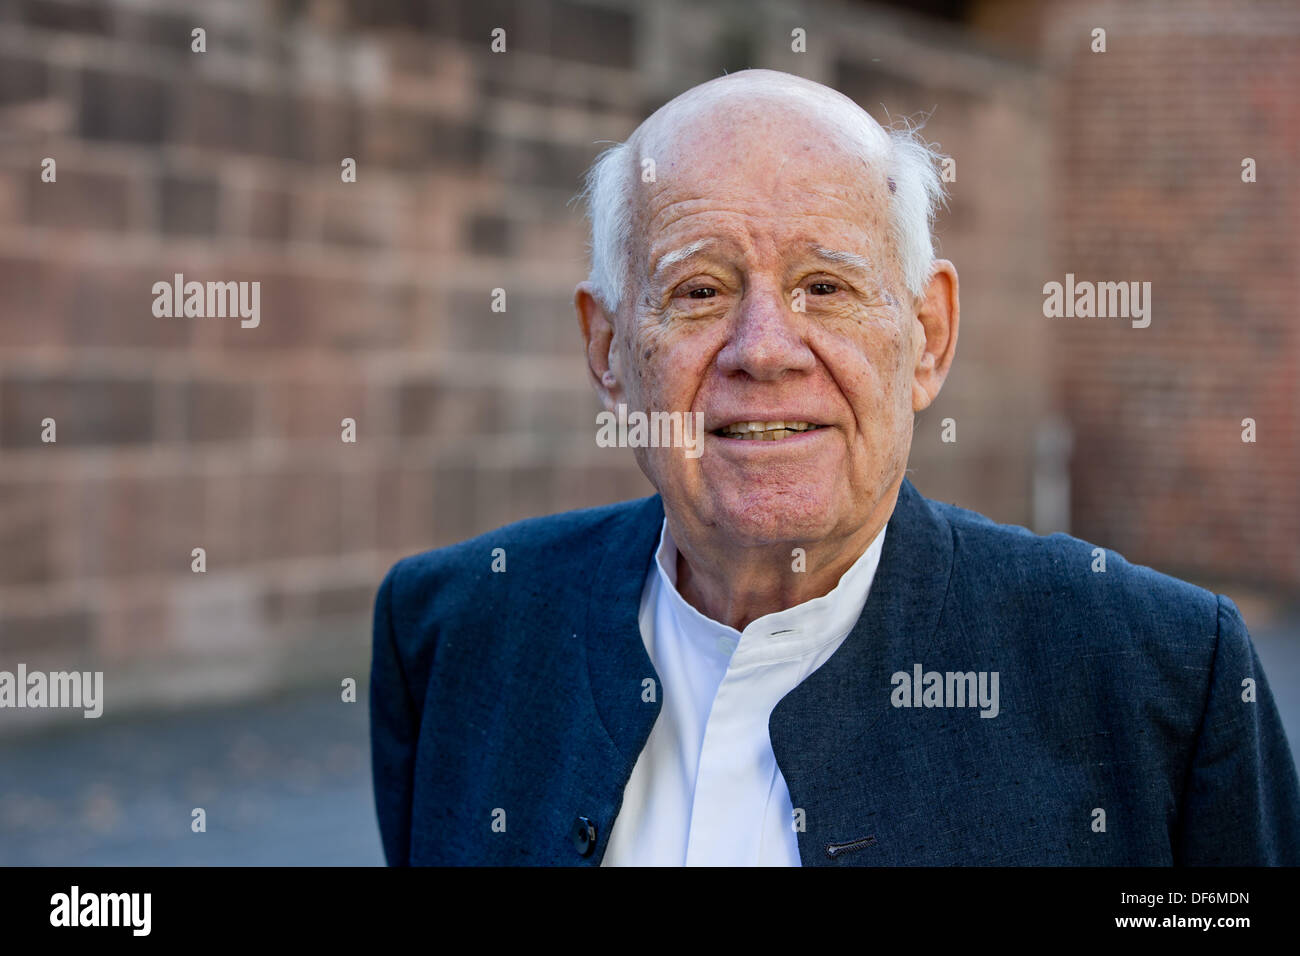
687, 287, 717, 299
809, 282, 838, 295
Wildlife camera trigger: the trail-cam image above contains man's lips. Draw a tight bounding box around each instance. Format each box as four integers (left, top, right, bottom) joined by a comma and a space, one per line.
709, 419, 830, 441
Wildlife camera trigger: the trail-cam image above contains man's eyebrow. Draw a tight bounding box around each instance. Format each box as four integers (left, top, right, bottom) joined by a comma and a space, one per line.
650, 238, 717, 280
810, 246, 873, 274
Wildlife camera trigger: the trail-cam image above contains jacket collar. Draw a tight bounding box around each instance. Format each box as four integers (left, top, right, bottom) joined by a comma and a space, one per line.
768, 477, 955, 781
583, 478, 954, 778
583, 494, 666, 764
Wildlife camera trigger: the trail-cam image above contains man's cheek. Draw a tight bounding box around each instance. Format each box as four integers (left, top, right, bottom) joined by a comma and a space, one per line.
640, 354, 708, 411
626, 327, 674, 392
633, 446, 693, 497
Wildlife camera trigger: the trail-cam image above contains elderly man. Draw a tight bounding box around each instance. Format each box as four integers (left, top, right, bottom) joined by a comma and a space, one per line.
370, 69, 1300, 866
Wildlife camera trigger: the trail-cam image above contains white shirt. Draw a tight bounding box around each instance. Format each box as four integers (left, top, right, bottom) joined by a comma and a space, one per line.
602, 519, 887, 866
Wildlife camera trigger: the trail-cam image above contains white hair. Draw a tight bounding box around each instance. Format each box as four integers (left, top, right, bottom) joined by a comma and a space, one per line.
577, 113, 949, 315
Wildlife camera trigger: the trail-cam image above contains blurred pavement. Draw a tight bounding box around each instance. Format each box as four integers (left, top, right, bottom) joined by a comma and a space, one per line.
0, 685, 382, 866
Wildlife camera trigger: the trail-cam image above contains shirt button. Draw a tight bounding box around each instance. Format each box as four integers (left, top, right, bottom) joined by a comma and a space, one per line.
572, 816, 597, 857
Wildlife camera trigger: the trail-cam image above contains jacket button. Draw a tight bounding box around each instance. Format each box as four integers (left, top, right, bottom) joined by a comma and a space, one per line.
572, 816, 597, 857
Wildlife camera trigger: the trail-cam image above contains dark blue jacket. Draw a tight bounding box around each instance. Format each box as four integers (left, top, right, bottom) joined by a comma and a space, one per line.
370, 478, 1300, 865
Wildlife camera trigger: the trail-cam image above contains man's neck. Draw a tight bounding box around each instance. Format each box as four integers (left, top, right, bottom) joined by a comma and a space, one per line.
670, 486, 899, 631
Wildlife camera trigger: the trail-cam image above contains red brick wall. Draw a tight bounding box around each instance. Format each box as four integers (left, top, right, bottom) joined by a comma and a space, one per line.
0, 0, 1053, 722
1046, 0, 1300, 591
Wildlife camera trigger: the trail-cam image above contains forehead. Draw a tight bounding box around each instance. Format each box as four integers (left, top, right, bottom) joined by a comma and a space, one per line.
635, 95, 891, 255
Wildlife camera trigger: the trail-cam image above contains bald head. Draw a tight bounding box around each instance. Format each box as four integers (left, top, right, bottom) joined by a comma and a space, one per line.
629, 69, 891, 168
580, 69, 946, 316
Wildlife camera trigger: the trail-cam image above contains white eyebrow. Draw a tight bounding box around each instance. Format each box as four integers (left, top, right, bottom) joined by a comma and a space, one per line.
650, 238, 716, 280
812, 246, 873, 273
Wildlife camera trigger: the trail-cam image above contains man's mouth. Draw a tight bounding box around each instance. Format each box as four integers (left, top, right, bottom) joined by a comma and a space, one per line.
711, 421, 828, 441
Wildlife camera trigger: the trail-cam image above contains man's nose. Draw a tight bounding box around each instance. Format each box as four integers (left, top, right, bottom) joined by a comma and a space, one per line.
715, 282, 816, 381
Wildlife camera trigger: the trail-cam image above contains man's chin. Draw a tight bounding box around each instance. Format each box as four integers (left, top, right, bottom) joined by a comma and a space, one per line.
704, 495, 840, 549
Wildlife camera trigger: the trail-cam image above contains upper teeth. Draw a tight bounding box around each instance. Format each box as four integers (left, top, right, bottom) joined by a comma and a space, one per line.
718, 421, 818, 439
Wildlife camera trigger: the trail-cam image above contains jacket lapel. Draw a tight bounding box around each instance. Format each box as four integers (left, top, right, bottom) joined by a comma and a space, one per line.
582, 494, 665, 768
768, 477, 955, 864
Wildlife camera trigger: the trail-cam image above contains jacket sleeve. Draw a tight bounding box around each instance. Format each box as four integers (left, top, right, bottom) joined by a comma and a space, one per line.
1176, 594, 1300, 864
370, 561, 419, 866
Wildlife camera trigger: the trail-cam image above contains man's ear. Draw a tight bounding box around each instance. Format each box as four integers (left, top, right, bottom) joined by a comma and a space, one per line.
575, 281, 624, 410
911, 259, 959, 413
